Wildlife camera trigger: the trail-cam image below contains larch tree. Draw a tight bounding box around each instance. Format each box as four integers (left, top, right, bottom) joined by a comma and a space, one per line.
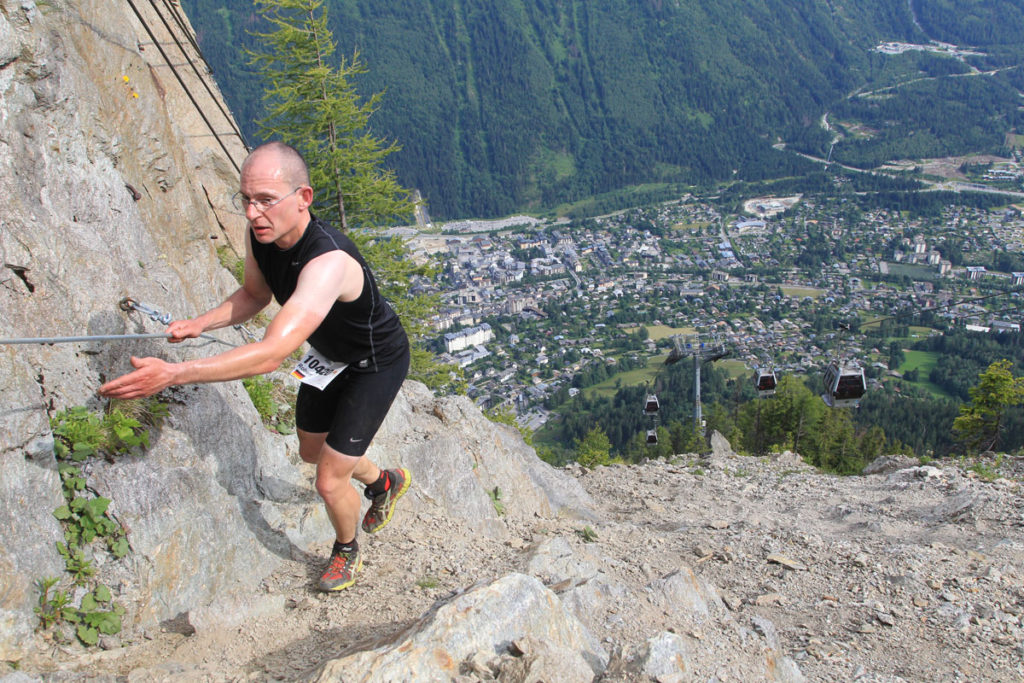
247, 0, 458, 393
248, 0, 408, 231
952, 359, 1024, 454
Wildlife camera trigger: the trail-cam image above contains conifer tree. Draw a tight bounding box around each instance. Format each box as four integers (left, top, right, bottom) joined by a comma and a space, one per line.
248, 0, 407, 231
247, 0, 459, 393
952, 359, 1024, 454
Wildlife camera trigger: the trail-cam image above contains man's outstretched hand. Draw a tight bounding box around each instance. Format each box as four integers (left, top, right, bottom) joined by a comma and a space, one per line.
99, 356, 176, 399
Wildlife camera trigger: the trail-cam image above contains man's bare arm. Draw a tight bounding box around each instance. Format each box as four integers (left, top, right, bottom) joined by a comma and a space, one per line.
98, 251, 356, 399
167, 247, 274, 341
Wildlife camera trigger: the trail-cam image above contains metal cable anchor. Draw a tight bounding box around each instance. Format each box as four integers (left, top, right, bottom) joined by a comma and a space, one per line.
119, 297, 173, 325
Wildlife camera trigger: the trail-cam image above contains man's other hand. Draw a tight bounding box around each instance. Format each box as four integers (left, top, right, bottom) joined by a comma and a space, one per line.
99, 356, 176, 399
166, 319, 204, 343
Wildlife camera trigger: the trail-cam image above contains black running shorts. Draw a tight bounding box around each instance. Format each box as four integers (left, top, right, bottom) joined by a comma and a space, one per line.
295, 347, 410, 457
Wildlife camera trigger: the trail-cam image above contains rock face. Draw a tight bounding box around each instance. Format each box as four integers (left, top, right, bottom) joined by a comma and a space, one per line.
1, 0, 256, 655
4, 2, 1023, 682
0, 0, 593, 659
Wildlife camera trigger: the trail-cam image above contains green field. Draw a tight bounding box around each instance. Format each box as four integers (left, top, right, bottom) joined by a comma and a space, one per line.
897, 350, 954, 399
578, 353, 750, 400
860, 320, 937, 341
671, 221, 713, 231
643, 324, 697, 340
780, 286, 825, 299
719, 358, 752, 379
582, 359, 663, 400
621, 324, 697, 340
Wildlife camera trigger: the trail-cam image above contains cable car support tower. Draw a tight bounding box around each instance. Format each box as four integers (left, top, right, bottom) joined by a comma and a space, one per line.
664, 333, 730, 434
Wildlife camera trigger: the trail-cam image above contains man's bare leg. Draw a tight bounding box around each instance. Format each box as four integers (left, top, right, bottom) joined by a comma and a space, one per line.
297, 431, 410, 590
297, 430, 381, 542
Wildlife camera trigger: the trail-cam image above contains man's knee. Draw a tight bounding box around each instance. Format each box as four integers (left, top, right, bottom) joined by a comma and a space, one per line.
314, 446, 360, 500
314, 470, 350, 501
297, 430, 327, 464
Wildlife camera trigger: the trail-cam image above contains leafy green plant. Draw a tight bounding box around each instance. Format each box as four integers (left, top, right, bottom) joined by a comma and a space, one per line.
68, 585, 124, 646
243, 376, 276, 422
54, 543, 95, 586
51, 407, 104, 462
488, 486, 506, 516
577, 525, 599, 543
39, 404, 153, 644
33, 577, 72, 630
54, 464, 129, 558
51, 401, 164, 461
243, 375, 296, 433
35, 578, 125, 646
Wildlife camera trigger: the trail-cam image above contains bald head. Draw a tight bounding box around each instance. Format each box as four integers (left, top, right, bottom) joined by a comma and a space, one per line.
242, 142, 311, 188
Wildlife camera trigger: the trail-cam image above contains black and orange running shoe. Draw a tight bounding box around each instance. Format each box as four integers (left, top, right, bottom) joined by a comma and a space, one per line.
318, 546, 362, 592
361, 467, 411, 534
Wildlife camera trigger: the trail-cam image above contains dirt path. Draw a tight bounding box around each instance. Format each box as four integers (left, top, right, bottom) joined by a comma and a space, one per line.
19, 452, 1024, 682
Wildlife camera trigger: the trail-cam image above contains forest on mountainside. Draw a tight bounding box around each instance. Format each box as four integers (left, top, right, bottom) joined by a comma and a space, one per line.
535, 327, 1024, 472
181, 0, 1024, 220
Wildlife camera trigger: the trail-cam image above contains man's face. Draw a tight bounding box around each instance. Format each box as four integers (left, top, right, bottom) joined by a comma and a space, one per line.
238, 152, 305, 247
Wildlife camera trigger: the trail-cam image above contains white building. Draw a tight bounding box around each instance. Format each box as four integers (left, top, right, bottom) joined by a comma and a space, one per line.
444, 323, 494, 353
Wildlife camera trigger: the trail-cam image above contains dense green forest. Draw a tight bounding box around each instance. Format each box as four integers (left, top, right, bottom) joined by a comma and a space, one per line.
181, 0, 1024, 219
536, 328, 1024, 471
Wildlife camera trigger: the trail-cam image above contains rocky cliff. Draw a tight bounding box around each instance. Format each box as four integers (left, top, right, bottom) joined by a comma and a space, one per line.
0, 0, 590, 664
2, 2, 1023, 682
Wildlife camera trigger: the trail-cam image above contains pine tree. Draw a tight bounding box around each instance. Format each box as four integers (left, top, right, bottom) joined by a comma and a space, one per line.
247, 0, 457, 393
952, 359, 1024, 454
248, 0, 408, 231
575, 427, 613, 468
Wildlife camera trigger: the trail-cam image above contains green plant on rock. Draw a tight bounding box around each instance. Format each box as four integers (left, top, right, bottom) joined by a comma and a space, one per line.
217, 244, 245, 284
33, 577, 72, 630
51, 407, 103, 462
54, 542, 95, 587
51, 400, 165, 461
243, 375, 276, 423
54, 464, 129, 559
243, 375, 296, 434
966, 458, 1000, 482
38, 404, 155, 644
69, 584, 124, 646
488, 486, 506, 516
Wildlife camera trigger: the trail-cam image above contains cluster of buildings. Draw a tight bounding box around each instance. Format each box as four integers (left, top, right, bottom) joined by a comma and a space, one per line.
403, 196, 1024, 419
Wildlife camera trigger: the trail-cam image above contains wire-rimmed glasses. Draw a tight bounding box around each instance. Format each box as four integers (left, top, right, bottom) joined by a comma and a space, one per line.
231, 187, 301, 214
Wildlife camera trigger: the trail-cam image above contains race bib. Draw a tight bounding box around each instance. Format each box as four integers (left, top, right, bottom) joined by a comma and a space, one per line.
291, 347, 347, 389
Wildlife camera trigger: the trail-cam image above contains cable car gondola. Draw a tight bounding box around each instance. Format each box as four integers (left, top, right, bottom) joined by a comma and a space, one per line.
646, 429, 659, 445
755, 368, 777, 397
643, 394, 660, 415
821, 361, 866, 408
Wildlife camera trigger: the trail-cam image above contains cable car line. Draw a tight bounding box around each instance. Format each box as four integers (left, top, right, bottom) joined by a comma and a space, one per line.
124, 0, 244, 175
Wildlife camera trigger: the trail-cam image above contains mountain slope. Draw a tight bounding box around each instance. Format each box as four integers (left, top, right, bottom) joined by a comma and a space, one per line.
181, 0, 1024, 219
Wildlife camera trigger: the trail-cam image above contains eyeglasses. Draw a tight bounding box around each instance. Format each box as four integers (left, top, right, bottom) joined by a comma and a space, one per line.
231, 187, 301, 213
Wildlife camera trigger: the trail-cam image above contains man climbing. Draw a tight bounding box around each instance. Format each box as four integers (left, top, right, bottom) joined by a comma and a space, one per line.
99, 141, 411, 592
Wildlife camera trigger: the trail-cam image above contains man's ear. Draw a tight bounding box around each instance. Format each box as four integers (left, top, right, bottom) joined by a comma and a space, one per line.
298, 185, 314, 210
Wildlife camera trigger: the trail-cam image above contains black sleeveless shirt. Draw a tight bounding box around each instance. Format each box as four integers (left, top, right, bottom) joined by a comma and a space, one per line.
249, 216, 408, 367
